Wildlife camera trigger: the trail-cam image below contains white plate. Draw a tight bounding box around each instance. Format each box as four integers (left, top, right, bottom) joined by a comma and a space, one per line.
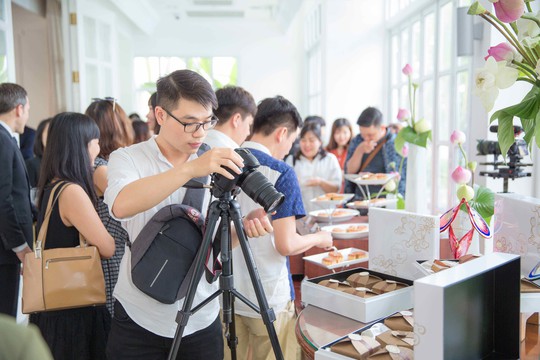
310, 193, 355, 208
321, 223, 369, 239
303, 247, 369, 270
309, 208, 359, 223
346, 198, 398, 209
344, 173, 398, 186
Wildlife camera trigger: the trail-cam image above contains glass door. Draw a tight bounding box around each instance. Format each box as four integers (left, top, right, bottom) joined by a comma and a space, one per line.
0, 0, 16, 82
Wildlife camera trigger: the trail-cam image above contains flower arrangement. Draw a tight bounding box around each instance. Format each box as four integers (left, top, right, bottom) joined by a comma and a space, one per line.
440, 129, 495, 258
449, 129, 495, 224
394, 64, 432, 154
385, 144, 408, 209
469, 0, 540, 157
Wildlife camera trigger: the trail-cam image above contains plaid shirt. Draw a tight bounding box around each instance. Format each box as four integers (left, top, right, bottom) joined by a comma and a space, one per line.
95, 157, 128, 317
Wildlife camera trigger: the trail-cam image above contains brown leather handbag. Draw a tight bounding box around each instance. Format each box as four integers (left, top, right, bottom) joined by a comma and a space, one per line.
22, 182, 106, 314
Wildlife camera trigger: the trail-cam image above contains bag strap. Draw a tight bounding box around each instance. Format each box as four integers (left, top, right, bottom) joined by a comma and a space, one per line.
358, 138, 387, 173
182, 143, 211, 212
35, 182, 86, 256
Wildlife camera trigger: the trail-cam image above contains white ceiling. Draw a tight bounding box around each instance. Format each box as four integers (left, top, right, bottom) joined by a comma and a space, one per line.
149, 0, 302, 30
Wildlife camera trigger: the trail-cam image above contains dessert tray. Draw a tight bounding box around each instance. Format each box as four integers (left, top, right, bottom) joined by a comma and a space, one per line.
344, 172, 398, 186
346, 198, 397, 209
309, 208, 359, 223
321, 223, 369, 239
310, 193, 355, 208
303, 247, 369, 270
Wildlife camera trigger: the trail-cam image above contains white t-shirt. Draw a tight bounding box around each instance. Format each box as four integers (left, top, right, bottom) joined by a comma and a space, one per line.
286, 152, 342, 213
204, 129, 239, 149
104, 137, 218, 338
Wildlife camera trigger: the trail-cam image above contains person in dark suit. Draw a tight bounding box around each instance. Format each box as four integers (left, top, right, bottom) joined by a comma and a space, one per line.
19, 125, 36, 160
0, 83, 33, 317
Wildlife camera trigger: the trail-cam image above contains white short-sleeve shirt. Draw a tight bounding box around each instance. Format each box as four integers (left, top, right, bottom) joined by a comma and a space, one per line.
104, 137, 218, 338
286, 152, 342, 213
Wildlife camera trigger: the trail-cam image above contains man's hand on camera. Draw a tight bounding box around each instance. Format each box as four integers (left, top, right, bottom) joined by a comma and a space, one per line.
243, 208, 273, 238
358, 140, 376, 154
186, 148, 244, 180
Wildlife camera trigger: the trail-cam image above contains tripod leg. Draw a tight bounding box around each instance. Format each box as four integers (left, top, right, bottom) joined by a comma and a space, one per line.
228, 201, 284, 360
168, 201, 222, 360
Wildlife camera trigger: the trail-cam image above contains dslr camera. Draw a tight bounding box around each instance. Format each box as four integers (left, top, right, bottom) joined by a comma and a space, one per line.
211, 148, 284, 213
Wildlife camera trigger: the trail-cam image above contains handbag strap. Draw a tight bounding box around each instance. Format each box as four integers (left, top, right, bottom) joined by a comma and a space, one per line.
35, 182, 86, 257
358, 138, 387, 173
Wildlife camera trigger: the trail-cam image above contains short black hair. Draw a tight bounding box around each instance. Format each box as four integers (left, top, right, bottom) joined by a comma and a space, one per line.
0, 83, 27, 114
252, 96, 303, 136
156, 70, 217, 111
304, 115, 326, 128
148, 92, 157, 108
357, 107, 383, 127
215, 86, 257, 124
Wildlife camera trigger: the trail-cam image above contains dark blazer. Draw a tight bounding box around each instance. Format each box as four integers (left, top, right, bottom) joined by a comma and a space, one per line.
0, 125, 33, 264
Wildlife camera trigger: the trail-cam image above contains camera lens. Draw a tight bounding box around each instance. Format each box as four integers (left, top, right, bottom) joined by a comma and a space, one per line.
238, 171, 284, 213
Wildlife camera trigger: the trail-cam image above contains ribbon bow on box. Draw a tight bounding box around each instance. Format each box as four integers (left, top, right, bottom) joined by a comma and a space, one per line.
440, 198, 492, 258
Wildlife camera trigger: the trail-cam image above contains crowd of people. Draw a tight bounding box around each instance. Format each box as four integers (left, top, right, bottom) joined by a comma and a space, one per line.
0, 71, 406, 360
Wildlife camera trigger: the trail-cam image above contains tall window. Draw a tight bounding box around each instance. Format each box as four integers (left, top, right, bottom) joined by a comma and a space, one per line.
387, 0, 473, 213
305, 2, 323, 116
133, 56, 238, 117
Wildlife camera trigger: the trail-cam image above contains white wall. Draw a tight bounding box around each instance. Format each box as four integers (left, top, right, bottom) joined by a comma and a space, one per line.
323, 0, 385, 131
131, 17, 304, 111
12, 3, 54, 127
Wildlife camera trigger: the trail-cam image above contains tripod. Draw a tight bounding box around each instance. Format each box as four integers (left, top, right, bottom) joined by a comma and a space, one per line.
168, 190, 284, 360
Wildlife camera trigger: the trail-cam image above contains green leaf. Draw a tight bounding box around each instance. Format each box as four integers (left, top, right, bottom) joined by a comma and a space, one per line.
535, 111, 540, 149
399, 126, 430, 148
521, 117, 535, 145
468, 2, 486, 15
397, 193, 405, 210
394, 129, 406, 154
469, 185, 494, 224
497, 116, 516, 158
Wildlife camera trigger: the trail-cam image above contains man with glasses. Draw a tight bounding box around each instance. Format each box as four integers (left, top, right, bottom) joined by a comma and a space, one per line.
104, 70, 272, 360
204, 86, 257, 149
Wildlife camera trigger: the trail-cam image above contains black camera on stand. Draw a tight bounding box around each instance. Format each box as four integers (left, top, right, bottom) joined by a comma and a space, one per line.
477, 125, 532, 192
168, 148, 286, 360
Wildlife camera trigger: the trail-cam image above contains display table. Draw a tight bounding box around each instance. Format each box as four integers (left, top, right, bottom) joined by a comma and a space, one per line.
292, 215, 454, 279
295, 305, 373, 360
295, 305, 540, 360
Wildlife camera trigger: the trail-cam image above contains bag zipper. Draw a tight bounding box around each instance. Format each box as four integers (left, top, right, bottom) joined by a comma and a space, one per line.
45, 255, 92, 269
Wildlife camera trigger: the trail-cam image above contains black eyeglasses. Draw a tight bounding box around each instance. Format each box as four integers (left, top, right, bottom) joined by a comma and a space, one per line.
91, 97, 116, 112
162, 108, 219, 133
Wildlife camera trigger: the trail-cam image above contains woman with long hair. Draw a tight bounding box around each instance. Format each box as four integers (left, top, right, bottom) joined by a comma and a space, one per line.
85, 98, 133, 317
326, 118, 353, 170
286, 122, 342, 212
31, 112, 114, 359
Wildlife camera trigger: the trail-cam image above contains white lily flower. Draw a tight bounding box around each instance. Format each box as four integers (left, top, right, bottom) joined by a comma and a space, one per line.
474, 57, 518, 112
516, 11, 540, 41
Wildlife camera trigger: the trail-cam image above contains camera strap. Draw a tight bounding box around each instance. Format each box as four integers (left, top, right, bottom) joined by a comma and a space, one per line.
359, 138, 387, 173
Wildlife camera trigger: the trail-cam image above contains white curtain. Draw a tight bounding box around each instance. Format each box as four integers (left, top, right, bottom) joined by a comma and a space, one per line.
46, 0, 66, 112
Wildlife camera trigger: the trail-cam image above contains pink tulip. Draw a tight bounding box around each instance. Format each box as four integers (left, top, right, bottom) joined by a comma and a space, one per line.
451, 166, 472, 184
491, 0, 525, 23
396, 108, 410, 122
402, 64, 413, 76
401, 144, 409, 158
484, 42, 515, 62
450, 130, 466, 145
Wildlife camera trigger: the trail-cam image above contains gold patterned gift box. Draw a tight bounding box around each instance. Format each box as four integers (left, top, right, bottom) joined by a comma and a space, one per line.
368, 208, 440, 281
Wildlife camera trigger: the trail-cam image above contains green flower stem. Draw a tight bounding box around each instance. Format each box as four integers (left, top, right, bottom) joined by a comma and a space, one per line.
517, 76, 538, 85
526, 1, 533, 13
512, 60, 537, 79
458, 143, 468, 166
482, 13, 535, 66
412, 86, 417, 127
510, 21, 519, 36
408, 76, 413, 126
